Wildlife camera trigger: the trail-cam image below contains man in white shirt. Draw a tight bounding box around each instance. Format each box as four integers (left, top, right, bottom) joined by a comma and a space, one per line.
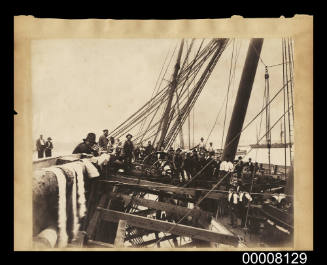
219, 160, 228, 184
219, 160, 234, 172
227, 186, 239, 227
226, 160, 234, 172
198, 137, 206, 152
219, 159, 235, 188
220, 160, 228, 172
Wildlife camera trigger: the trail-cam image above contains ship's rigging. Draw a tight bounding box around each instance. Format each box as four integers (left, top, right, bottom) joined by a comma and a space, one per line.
107, 37, 295, 169
108, 38, 230, 151
33, 38, 295, 249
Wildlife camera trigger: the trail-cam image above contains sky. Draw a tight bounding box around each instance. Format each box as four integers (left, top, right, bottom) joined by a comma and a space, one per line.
32, 38, 293, 153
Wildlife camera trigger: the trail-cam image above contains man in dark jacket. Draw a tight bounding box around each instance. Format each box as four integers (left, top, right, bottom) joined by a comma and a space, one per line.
98, 129, 109, 151
167, 147, 174, 163
191, 150, 199, 178
145, 141, 154, 156
73, 133, 99, 156
183, 152, 193, 181
45, 137, 54, 157
198, 152, 206, 179
173, 148, 185, 182
245, 158, 255, 173
108, 137, 115, 153
234, 156, 244, 179
203, 151, 218, 180
123, 133, 135, 172
36, 134, 46, 159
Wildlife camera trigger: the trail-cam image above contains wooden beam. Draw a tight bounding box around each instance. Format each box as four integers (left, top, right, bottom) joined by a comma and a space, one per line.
82, 179, 99, 231
120, 185, 198, 203
94, 185, 119, 242
114, 220, 127, 247
86, 194, 107, 239
107, 192, 211, 227
260, 205, 293, 229
101, 176, 226, 200
98, 208, 239, 246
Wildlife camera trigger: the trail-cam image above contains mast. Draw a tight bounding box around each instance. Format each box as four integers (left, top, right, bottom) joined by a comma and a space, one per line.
157, 40, 184, 150
280, 121, 284, 143
175, 89, 185, 149
221, 38, 264, 161
265, 66, 271, 172
188, 87, 191, 149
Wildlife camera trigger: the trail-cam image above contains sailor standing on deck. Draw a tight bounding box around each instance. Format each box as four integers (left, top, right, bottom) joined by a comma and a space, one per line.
238, 186, 253, 228
167, 147, 175, 162
220, 159, 234, 186
44, 137, 53, 157
98, 129, 109, 153
145, 141, 155, 156
202, 151, 216, 180
36, 134, 46, 159
198, 137, 206, 152
234, 156, 244, 179
173, 148, 185, 182
227, 185, 239, 227
246, 158, 255, 173
219, 160, 228, 177
183, 152, 193, 181
191, 150, 200, 177
115, 138, 122, 156
107, 137, 115, 154
207, 142, 214, 155
122, 133, 135, 172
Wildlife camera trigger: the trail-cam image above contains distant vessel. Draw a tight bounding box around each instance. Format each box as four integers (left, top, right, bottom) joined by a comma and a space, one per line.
250, 143, 292, 149
216, 148, 247, 156
250, 121, 293, 149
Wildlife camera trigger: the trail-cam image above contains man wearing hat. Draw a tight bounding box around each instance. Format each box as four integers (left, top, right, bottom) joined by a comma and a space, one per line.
123, 133, 135, 172
245, 158, 254, 174
234, 156, 244, 179
207, 142, 214, 155
45, 137, 54, 157
73, 133, 99, 156
99, 129, 109, 151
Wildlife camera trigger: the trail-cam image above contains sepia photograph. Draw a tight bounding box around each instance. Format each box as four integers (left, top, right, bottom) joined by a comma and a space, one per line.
14, 16, 313, 251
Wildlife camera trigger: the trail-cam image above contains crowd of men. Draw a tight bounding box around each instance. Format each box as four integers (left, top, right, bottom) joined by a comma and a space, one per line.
71, 131, 277, 229
72, 131, 263, 184
72, 130, 135, 172
36, 134, 54, 158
